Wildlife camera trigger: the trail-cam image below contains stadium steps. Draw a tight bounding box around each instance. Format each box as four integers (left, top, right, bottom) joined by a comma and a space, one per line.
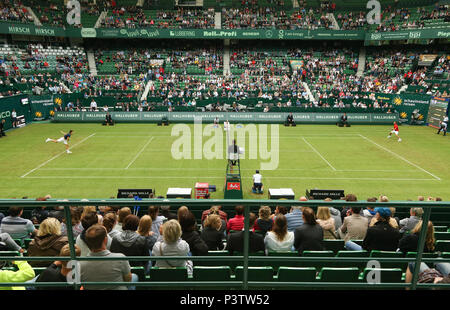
356, 47, 366, 77
141, 80, 154, 101
87, 51, 98, 76
96, 11, 108, 28
27, 7, 42, 26
292, 0, 299, 8
302, 81, 316, 104
215, 11, 221, 29
327, 13, 340, 30
223, 42, 230, 76
398, 85, 408, 94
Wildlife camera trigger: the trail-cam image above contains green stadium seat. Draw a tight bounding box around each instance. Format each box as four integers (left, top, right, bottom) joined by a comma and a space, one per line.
441, 252, 450, 258
235, 266, 274, 282
370, 250, 406, 270
277, 267, 316, 282
193, 266, 231, 281
131, 266, 146, 282
434, 226, 448, 232
267, 251, 300, 271
436, 241, 450, 252
405, 252, 439, 259
360, 268, 403, 283
335, 250, 369, 269
148, 267, 188, 281
322, 239, 345, 254
302, 251, 334, 257
318, 267, 360, 282
435, 232, 450, 241
196, 250, 230, 267
0, 251, 21, 257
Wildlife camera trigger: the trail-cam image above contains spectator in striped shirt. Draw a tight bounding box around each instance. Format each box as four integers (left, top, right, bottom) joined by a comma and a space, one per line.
0, 206, 37, 240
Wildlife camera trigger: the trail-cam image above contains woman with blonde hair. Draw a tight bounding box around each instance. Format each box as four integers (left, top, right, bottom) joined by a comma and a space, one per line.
398, 220, 435, 253
264, 214, 294, 252
253, 206, 273, 236
27, 217, 69, 267
316, 207, 337, 240
137, 215, 157, 252
201, 214, 225, 250
151, 220, 192, 276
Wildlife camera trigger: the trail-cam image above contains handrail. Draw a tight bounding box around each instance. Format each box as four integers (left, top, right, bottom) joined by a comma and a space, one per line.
0, 199, 449, 290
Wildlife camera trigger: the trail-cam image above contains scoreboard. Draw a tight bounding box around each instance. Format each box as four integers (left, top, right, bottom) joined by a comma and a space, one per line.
427, 97, 449, 128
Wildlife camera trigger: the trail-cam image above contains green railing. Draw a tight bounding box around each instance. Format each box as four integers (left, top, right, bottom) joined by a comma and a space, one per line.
0, 199, 450, 290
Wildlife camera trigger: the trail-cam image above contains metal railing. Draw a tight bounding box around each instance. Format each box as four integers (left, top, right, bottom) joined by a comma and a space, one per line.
0, 198, 450, 290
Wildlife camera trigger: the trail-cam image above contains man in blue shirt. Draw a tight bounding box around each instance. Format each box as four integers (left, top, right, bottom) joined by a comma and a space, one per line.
285, 196, 308, 231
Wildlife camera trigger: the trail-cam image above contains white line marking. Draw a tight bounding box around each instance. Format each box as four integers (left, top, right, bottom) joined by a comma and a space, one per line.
125, 137, 154, 169
38, 167, 416, 172
302, 137, 337, 171
358, 134, 441, 181
21, 133, 96, 178
23, 176, 438, 181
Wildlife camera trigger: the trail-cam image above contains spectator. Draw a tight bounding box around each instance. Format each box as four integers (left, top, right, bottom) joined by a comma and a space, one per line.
0, 206, 37, 239
340, 206, 369, 245
80, 224, 136, 290
61, 206, 83, 239
116, 207, 131, 232
160, 205, 177, 221
110, 215, 151, 269
179, 211, 208, 256
350, 208, 401, 252
226, 212, 265, 255
148, 206, 167, 239
48, 206, 65, 222
0, 232, 24, 253
27, 218, 69, 267
76, 212, 112, 257
201, 205, 228, 223
35, 244, 81, 290
399, 208, 423, 235
340, 194, 358, 222
31, 203, 48, 224
285, 206, 304, 232
200, 214, 225, 251
293, 207, 324, 255
103, 212, 120, 239
137, 215, 157, 255
264, 214, 294, 252
177, 206, 190, 222
398, 220, 435, 254
253, 206, 273, 236
362, 197, 377, 224
324, 198, 342, 231
151, 220, 192, 276
227, 205, 245, 233
202, 206, 227, 236
0, 260, 35, 290
316, 207, 337, 239
271, 205, 288, 221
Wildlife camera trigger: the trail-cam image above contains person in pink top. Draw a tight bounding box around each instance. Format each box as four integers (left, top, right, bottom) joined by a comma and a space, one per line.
227, 206, 245, 233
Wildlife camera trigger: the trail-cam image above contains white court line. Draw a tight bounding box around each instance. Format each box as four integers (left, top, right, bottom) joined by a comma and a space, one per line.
302, 137, 337, 171
23, 176, 438, 181
38, 167, 417, 172
125, 137, 155, 169
20, 133, 96, 178
358, 134, 441, 181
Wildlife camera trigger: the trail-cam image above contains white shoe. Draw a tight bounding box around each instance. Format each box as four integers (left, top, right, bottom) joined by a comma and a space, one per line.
398, 138, 402, 142
46, 138, 50, 143
67, 150, 72, 154
387, 135, 391, 139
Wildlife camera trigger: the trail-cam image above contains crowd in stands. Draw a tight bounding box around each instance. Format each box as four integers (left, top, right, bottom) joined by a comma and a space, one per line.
0, 0, 34, 24
0, 193, 448, 289
222, 7, 333, 29
100, 7, 215, 29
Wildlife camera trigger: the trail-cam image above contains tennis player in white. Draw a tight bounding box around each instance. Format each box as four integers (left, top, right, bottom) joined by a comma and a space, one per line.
46, 130, 73, 154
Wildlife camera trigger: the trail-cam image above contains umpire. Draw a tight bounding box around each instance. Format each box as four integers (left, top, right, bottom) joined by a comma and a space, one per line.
337, 113, 350, 127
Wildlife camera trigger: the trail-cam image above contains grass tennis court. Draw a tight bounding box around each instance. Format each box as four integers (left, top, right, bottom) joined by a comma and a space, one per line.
0, 122, 449, 199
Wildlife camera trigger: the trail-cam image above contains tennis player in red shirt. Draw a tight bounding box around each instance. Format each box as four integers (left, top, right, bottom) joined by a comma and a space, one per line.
387, 121, 402, 142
